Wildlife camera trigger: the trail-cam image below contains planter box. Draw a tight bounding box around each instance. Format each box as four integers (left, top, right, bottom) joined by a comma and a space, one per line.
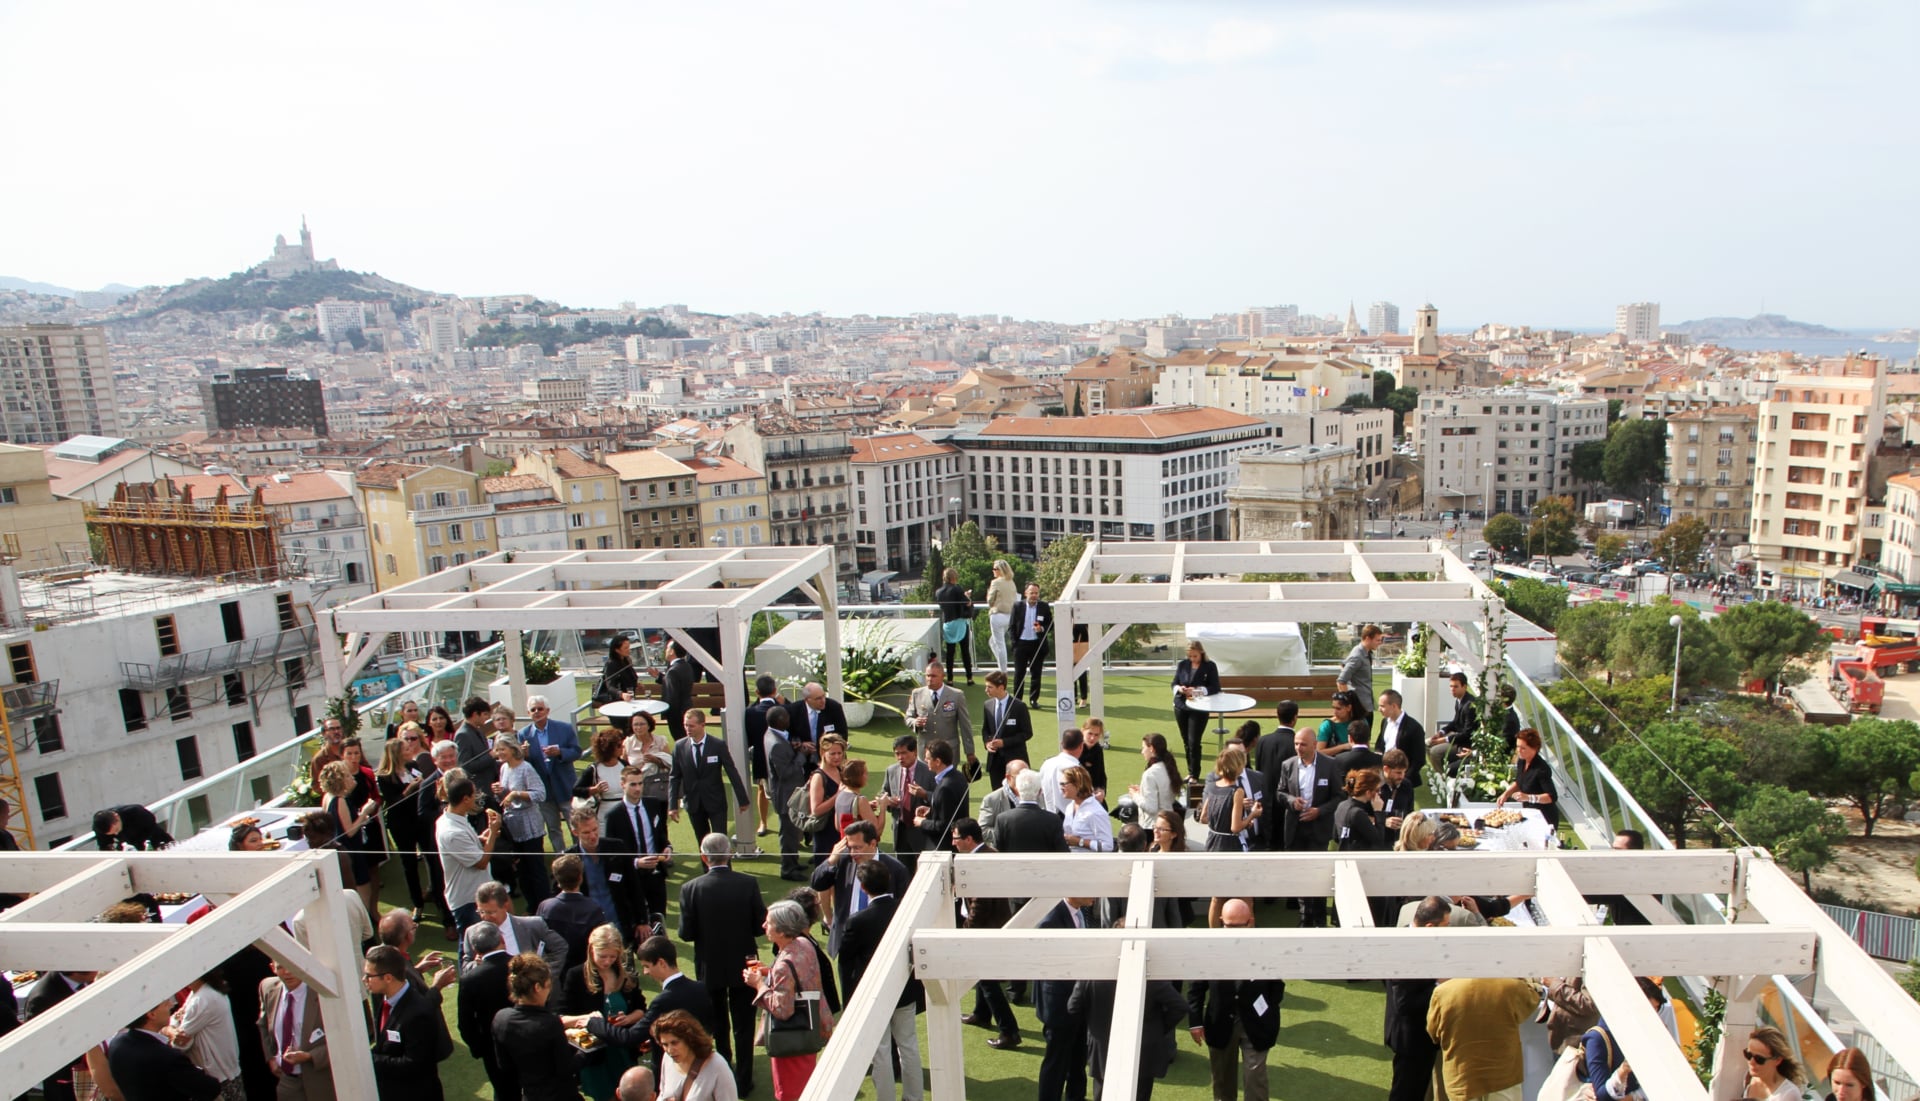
488, 672, 580, 721
843, 700, 876, 728
1393, 669, 1456, 730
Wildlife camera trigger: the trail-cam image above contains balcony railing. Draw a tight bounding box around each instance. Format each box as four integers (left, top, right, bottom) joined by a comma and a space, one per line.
408, 502, 498, 523
2, 679, 60, 723
120, 625, 319, 691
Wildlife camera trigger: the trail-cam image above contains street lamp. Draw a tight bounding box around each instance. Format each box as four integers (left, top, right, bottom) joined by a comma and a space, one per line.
1292, 519, 1313, 541
1669, 613, 1683, 713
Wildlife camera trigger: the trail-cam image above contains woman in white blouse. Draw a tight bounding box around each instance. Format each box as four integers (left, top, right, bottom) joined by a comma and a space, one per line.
1058, 766, 1114, 852
166, 970, 243, 1099
984, 559, 1017, 674
1128, 732, 1184, 823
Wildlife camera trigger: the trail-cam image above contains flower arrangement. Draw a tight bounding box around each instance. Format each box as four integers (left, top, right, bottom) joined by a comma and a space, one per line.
522, 647, 562, 685
1395, 625, 1427, 676
283, 768, 323, 808
782, 621, 920, 717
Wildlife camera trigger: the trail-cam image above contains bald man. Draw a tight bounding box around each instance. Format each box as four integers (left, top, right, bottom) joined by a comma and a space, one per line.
615, 1065, 656, 1101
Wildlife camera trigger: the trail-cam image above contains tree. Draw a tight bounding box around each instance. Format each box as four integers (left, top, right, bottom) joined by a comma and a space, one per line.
1383, 387, 1419, 436
1704, 697, 1836, 791
1483, 513, 1527, 558
903, 521, 1023, 604
1546, 673, 1674, 753
1595, 533, 1630, 562
1602, 419, 1666, 498
1527, 495, 1581, 557
1712, 600, 1830, 693
1494, 578, 1568, 631
1821, 718, 1920, 837
1734, 785, 1847, 889
1570, 440, 1608, 484
1602, 719, 1743, 847
1069, 388, 1085, 417
1608, 601, 1738, 690
1607, 399, 1625, 424
1373, 370, 1396, 406
1554, 602, 1631, 672
481, 459, 513, 478
1652, 516, 1709, 573
1033, 534, 1086, 601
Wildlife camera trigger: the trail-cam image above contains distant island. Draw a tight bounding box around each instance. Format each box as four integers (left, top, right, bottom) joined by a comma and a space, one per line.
1874, 327, 1918, 344
1664, 313, 1847, 339
0, 276, 139, 299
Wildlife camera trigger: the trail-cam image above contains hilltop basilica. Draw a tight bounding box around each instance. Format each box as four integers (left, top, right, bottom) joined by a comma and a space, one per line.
259, 218, 340, 279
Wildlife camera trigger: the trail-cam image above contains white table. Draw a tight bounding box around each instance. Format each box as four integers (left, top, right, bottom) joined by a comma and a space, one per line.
1184, 692, 1258, 753
599, 700, 668, 719
1451, 802, 1555, 852
172, 808, 304, 853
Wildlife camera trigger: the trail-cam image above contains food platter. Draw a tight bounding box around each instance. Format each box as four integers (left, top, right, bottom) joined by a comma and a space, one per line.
565, 1026, 599, 1052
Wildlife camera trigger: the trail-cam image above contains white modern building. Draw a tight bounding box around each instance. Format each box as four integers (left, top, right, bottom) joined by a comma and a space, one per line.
1417, 389, 1609, 516
257, 469, 373, 608
953, 407, 1270, 559
1368, 301, 1401, 336
1615, 302, 1661, 343
314, 299, 368, 344
1, 570, 325, 848
850, 432, 965, 575
1152, 351, 1373, 416
0, 325, 120, 445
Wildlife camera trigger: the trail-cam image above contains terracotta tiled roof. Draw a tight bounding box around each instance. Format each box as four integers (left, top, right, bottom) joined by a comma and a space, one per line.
691, 456, 763, 484
251, 470, 352, 505
544, 448, 617, 479
978, 407, 1265, 440
850, 433, 958, 463
353, 462, 426, 489
481, 474, 552, 494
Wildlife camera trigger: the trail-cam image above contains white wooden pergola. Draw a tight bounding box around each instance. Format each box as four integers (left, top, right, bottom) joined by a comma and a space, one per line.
322, 547, 843, 844
805, 848, 1920, 1101
1053, 539, 1499, 729
0, 852, 373, 1096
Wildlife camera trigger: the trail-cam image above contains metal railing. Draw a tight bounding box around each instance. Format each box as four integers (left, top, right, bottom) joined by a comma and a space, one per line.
120, 625, 320, 691
56, 642, 507, 850
1819, 902, 1919, 962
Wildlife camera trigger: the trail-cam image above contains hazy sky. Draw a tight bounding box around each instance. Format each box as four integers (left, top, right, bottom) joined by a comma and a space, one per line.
5, 0, 1915, 328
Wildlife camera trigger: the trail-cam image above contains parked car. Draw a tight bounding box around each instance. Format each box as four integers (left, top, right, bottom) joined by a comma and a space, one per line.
1631, 560, 1665, 575
1470, 548, 1489, 561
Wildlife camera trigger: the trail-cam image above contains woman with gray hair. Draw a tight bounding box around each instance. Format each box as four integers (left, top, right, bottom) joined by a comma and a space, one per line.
985, 558, 1017, 675
492, 733, 553, 905
745, 900, 835, 1100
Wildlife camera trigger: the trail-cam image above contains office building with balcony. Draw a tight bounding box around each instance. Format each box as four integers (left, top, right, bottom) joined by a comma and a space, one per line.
1663, 406, 1757, 544
0, 324, 120, 445
603, 448, 702, 550
512, 447, 621, 551
952, 407, 1269, 560
722, 418, 854, 563
0, 567, 324, 849
1416, 389, 1608, 517
357, 462, 499, 588
850, 432, 964, 575
1748, 357, 1889, 594
692, 455, 769, 550
202, 366, 329, 437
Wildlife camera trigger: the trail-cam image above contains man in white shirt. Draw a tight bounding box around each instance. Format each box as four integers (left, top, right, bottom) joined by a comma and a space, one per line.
1037, 728, 1086, 816
435, 775, 502, 962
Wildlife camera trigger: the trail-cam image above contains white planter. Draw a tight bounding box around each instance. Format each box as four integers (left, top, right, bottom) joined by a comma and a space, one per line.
1393, 669, 1455, 730
488, 672, 580, 721
843, 700, 876, 728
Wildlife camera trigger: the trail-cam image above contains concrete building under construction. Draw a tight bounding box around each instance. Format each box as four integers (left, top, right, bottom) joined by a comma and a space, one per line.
91, 480, 282, 579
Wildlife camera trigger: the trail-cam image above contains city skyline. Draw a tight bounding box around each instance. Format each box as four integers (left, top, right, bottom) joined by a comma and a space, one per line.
4, 0, 1916, 328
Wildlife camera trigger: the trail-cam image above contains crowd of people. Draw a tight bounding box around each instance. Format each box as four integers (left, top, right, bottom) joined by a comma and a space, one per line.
2, 618, 1891, 1101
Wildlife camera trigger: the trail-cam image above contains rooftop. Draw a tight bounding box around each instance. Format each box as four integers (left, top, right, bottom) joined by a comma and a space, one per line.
2, 569, 304, 636
602, 449, 696, 481
850, 433, 958, 462
976, 406, 1265, 441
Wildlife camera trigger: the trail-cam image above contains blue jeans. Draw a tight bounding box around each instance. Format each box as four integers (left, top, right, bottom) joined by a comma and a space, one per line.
452, 902, 480, 965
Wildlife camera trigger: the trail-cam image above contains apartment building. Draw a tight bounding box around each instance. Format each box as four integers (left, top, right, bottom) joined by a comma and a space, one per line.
1152, 351, 1370, 415
2, 570, 324, 848
357, 462, 499, 588
201, 367, 329, 437
1748, 359, 1889, 594
603, 448, 702, 550
691, 455, 770, 550
1369, 301, 1401, 336
1879, 473, 1920, 610
512, 447, 621, 551
256, 469, 372, 604
1615, 302, 1661, 343
850, 432, 964, 575
1663, 406, 1757, 543
482, 474, 568, 553
1416, 389, 1609, 516
1060, 350, 1162, 415
0, 324, 120, 445
722, 418, 854, 560
953, 407, 1270, 560
0, 443, 89, 569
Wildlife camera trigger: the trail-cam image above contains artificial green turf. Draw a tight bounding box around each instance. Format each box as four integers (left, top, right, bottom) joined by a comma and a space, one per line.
386, 673, 1396, 1099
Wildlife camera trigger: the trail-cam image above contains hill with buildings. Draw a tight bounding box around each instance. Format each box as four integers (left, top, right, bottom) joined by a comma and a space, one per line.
1664, 313, 1847, 339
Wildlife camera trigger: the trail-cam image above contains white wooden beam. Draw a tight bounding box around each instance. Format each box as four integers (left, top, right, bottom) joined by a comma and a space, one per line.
0, 922, 177, 970
253, 925, 337, 998
1123, 860, 1156, 929
1100, 939, 1151, 1101
1532, 858, 1599, 927
1582, 936, 1708, 1101
1332, 860, 1374, 928
908, 926, 1816, 981
303, 853, 378, 1099
1005, 895, 1059, 930
0, 852, 332, 900
0, 858, 133, 924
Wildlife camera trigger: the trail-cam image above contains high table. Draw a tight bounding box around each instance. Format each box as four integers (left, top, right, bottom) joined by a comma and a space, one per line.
172, 807, 306, 853
599, 700, 669, 721
1444, 802, 1556, 852
1183, 692, 1258, 754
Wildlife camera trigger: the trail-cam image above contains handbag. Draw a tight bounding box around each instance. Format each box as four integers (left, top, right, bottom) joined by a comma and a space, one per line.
787, 783, 829, 836
765, 991, 825, 1057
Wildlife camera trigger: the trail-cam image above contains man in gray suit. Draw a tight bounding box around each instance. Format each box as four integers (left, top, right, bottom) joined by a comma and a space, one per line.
906, 660, 976, 774
763, 705, 812, 881
876, 734, 936, 872
469, 880, 570, 974
977, 760, 1025, 847
258, 958, 334, 1101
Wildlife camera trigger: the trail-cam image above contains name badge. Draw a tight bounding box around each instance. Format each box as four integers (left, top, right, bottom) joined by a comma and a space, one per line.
609, 873, 624, 882
310, 1028, 324, 1043
706, 755, 718, 764
1317, 778, 1329, 786
824, 725, 837, 733
385, 1030, 403, 1044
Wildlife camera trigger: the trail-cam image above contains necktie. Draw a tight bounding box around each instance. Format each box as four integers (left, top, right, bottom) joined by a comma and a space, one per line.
994, 699, 1004, 729
628, 804, 643, 848
811, 709, 820, 738
278, 989, 298, 1074
1071, 906, 1084, 929
851, 880, 867, 914
636, 803, 654, 854
1026, 607, 1036, 638
378, 998, 391, 1034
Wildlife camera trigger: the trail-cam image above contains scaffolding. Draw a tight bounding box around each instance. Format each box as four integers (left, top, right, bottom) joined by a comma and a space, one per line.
90, 480, 282, 579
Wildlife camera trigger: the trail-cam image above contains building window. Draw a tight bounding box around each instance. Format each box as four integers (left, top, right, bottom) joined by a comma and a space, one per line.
233, 721, 256, 761
6, 641, 34, 683
121, 688, 148, 731
284, 658, 307, 689
166, 685, 192, 721
154, 616, 180, 656
223, 672, 246, 706
448, 522, 463, 542
220, 601, 244, 643
0, 487, 15, 505
34, 713, 63, 754
176, 736, 203, 781
34, 772, 66, 821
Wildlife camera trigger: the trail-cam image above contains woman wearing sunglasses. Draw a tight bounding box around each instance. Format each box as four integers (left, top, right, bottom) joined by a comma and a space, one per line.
1742, 1026, 1806, 1101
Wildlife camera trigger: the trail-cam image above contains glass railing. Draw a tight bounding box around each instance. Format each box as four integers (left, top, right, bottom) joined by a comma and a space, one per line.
55, 643, 507, 851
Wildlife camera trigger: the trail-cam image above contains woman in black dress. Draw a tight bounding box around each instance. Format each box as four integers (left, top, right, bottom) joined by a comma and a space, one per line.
592, 635, 641, 736
1172, 641, 1221, 780
493, 953, 583, 1101
1494, 727, 1558, 827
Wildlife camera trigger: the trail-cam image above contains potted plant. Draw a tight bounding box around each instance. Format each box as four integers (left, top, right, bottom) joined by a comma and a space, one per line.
784, 621, 919, 728
1391, 626, 1433, 723
491, 645, 577, 718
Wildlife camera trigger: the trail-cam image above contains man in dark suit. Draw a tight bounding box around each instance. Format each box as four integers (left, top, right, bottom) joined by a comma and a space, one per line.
456, 924, 517, 1101
1385, 896, 1451, 1101
980, 671, 1031, 791
678, 833, 767, 1095
1377, 689, 1429, 787
364, 945, 446, 1101
877, 735, 936, 870
600, 765, 671, 929
108, 996, 221, 1101
1255, 701, 1299, 853
1429, 672, 1478, 776
992, 769, 1069, 855
668, 708, 750, 842
536, 854, 610, 971
92, 804, 174, 852
840, 859, 926, 1101
566, 805, 650, 944
455, 696, 502, 801
949, 818, 1021, 1046
1188, 899, 1285, 1101
1036, 897, 1097, 1101
808, 819, 911, 956
1338, 719, 1384, 776
743, 675, 788, 840
786, 681, 848, 747
763, 705, 814, 880
1005, 583, 1053, 706
913, 739, 970, 853
621, 936, 719, 1070
23, 968, 94, 1100
650, 640, 696, 741
1277, 727, 1340, 928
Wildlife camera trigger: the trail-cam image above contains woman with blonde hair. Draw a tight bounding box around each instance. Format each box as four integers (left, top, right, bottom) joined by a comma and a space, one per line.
1743, 1025, 1806, 1101
985, 559, 1017, 674
378, 724, 446, 925
1201, 745, 1261, 927
318, 760, 379, 913
559, 924, 640, 1099
1059, 765, 1114, 853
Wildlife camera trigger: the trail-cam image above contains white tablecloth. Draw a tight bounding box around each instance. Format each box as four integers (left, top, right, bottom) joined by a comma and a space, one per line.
1449, 802, 1555, 852
172, 808, 304, 853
